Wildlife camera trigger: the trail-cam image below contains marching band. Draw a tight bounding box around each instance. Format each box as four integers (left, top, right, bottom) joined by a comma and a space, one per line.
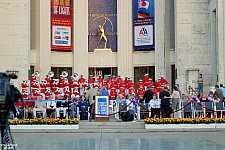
21, 71, 169, 102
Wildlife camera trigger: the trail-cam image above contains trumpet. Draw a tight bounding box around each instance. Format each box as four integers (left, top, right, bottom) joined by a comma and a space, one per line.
48, 71, 54, 78
34, 71, 40, 78
62, 71, 68, 78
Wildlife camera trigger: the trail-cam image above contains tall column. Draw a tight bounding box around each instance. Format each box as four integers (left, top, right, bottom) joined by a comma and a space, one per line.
73, 0, 88, 78
217, 0, 225, 84
0, 0, 29, 87
155, 0, 166, 79
35, 0, 51, 80
117, 0, 133, 78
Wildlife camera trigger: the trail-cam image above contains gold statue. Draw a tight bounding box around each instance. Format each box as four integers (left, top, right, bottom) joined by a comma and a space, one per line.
96, 19, 107, 49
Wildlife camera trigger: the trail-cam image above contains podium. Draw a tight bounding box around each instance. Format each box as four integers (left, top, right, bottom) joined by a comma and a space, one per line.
95, 96, 109, 122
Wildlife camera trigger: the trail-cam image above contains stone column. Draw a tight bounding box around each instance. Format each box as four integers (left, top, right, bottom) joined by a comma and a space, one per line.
34, 0, 51, 80
73, 0, 89, 78
155, 0, 166, 79
0, 0, 29, 87
117, 0, 133, 78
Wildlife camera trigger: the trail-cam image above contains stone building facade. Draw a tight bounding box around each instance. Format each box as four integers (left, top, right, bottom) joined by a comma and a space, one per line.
0, 0, 224, 94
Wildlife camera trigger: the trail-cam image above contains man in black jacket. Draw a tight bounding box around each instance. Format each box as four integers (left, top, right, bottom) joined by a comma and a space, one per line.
159, 86, 171, 118
142, 86, 154, 103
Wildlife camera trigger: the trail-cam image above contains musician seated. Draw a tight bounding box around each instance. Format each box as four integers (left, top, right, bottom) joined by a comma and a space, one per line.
46, 95, 56, 118
33, 95, 46, 119
56, 94, 68, 118
149, 95, 161, 118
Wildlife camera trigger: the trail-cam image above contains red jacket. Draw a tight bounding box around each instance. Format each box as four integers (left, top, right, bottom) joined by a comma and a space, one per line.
142, 76, 150, 83
138, 88, 145, 100
110, 90, 117, 100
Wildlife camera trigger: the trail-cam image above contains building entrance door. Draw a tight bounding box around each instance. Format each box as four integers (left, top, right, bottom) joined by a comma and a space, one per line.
88, 67, 118, 80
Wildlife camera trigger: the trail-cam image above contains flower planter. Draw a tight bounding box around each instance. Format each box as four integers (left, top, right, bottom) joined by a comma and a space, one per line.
145, 124, 220, 129
10, 124, 79, 130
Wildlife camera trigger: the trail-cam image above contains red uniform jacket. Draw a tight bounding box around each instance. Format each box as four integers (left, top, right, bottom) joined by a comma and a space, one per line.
118, 88, 126, 98
30, 77, 36, 84
97, 78, 103, 84
138, 88, 145, 100
110, 90, 117, 100
142, 76, 150, 83
128, 82, 135, 89
21, 83, 27, 92
106, 78, 113, 84
78, 77, 85, 85
45, 91, 51, 100
160, 78, 168, 85
59, 77, 65, 88
40, 83, 46, 94
115, 77, 122, 84
138, 83, 144, 89
22, 93, 28, 100
73, 88, 80, 96
88, 78, 95, 85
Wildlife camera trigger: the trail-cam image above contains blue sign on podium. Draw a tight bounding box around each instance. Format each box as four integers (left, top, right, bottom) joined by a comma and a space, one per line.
95, 96, 109, 118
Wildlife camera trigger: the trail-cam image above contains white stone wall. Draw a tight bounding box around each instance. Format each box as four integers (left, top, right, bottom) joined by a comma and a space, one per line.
175, 0, 212, 94
0, 0, 29, 87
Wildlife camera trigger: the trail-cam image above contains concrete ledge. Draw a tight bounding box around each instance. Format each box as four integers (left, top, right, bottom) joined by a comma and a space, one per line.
145, 123, 225, 129
10, 125, 79, 130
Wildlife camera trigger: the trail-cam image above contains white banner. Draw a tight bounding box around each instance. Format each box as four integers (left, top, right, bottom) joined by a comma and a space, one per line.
134, 25, 153, 46
52, 26, 71, 47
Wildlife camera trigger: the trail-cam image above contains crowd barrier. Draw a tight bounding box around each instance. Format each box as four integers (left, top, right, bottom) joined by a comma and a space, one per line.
14, 100, 225, 120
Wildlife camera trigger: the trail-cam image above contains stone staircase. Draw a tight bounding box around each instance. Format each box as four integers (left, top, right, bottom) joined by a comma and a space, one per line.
77, 121, 146, 133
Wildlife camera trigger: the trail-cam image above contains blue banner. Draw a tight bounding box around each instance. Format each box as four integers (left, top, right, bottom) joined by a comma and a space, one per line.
95, 96, 109, 117
133, 0, 155, 50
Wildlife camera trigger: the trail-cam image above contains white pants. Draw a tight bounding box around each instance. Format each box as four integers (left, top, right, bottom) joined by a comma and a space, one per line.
33, 107, 46, 118
56, 107, 67, 117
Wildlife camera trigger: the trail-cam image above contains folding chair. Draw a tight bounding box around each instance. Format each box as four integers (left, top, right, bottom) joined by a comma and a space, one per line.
204, 102, 213, 118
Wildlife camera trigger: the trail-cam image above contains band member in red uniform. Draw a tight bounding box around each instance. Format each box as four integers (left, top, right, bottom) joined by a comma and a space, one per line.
160, 75, 168, 85
109, 80, 117, 90
142, 73, 150, 83
137, 80, 144, 89
40, 80, 46, 94
137, 86, 145, 101
106, 75, 113, 84
119, 82, 126, 90
54, 87, 61, 100
110, 87, 117, 101
94, 80, 100, 89
52, 79, 58, 94
33, 89, 40, 100
73, 87, 80, 96
78, 75, 85, 88
21, 80, 28, 93
97, 75, 103, 87
64, 87, 71, 99
88, 75, 95, 86
151, 86, 158, 96
156, 78, 162, 92
115, 75, 122, 85
103, 81, 108, 90
22, 90, 28, 100
59, 75, 65, 88
118, 87, 126, 99
45, 74, 52, 84
157, 85, 164, 93
45, 89, 51, 100
30, 74, 36, 84
129, 88, 136, 96
31, 81, 39, 95
126, 77, 131, 85
127, 80, 135, 89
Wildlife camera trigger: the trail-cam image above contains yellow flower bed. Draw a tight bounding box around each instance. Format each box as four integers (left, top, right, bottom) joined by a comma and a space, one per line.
144, 118, 225, 124
9, 118, 79, 125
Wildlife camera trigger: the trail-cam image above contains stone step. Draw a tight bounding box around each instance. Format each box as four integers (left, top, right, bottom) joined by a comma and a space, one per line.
79, 125, 145, 129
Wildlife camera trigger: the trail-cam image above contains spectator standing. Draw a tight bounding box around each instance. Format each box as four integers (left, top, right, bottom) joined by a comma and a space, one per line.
214, 85, 222, 101
142, 86, 154, 103
198, 74, 203, 95
171, 86, 181, 118
159, 87, 171, 118
85, 85, 98, 121
219, 84, 225, 102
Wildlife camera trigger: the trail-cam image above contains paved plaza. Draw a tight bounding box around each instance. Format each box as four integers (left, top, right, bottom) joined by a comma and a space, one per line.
10, 131, 225, 150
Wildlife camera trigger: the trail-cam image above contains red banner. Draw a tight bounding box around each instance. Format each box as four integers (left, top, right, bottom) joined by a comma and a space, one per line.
51, 0, 73, 51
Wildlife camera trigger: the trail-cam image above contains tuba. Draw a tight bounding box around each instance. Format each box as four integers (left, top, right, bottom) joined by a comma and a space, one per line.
62, 71, 68, 78
34, 71, 40, 78
48, 71, 54, 78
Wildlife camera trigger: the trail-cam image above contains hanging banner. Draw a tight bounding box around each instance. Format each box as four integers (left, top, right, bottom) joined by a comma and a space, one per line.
51, 0, 73, 51
133, 0, 154, 50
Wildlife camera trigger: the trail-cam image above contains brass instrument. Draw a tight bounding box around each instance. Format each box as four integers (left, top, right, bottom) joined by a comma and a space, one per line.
26, 80, 30, 86
48, 71, 54, 78
62, 71, 68, 78
34, 71, 40, 78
